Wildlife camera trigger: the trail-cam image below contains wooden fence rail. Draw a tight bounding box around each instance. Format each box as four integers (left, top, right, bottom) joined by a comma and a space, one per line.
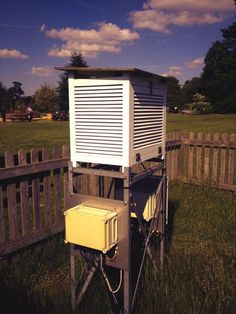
182, 132, 236, 191
0, 133, 235, 257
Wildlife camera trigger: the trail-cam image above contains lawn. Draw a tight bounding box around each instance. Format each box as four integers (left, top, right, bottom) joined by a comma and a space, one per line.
0, 182, 235, 313
0, 114, 235, 313
0, 114, 235, 155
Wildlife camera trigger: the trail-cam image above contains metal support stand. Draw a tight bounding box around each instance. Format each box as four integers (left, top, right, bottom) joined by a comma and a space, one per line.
123, 167, 131, 313
68, 159, 167, 313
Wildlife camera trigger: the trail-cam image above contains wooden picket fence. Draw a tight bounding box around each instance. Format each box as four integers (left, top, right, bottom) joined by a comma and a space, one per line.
182, 132, 236, 191
0, 132, 235, 257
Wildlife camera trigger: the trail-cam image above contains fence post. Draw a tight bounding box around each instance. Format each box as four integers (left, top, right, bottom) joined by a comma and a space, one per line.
31, 148, 41, 232
42, 147, 52, 227
212, 133, 219, 183
204, 133, 211, 179
219, 133, 228, 185
178, 133, 184, 178
18, 149, 31, 236
5, 151, 18, 240
188, 132, 194, 180
227, 134, 235, 186
63, 145, 70, 211
196, 132, 202, 181
0, 181, 5, 243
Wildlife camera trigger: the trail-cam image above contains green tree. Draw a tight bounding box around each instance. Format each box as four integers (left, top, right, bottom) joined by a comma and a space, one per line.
166, 76, 184, 112
58, 52, 88, 111
188, 93, 212, 114
182, 77, 203, 104
34, 84, 59, 113
0, 82, 8, 121
201, 21, 236, 113
8, 81, 24, 110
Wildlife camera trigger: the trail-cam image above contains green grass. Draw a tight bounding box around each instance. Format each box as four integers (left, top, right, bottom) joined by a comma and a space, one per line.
167, 113, 236, 134
0, 182, 235, 313
0, 120, 69, 155
0, 114, 235, 312
0, 114, 235, 155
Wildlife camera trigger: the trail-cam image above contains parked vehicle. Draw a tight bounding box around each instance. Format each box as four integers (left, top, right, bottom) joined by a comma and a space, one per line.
51, 111, 69, 121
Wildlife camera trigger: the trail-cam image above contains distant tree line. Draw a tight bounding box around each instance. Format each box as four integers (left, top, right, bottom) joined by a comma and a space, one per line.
167, 16, 236, 114
0, 52, 87, 118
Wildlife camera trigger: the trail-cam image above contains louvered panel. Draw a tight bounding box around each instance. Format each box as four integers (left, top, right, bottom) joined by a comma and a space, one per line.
134, 93, 164, 150
74, 84, 123, 157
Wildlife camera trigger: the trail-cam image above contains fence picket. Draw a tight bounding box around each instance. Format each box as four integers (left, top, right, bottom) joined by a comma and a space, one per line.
188, 132, 194, 179
5, 151, 18, 240
42, 147, 51, 227
219, 133, 228, 185
177, 134, 184, 178
227, 134, 235, 185
53, 147, 62, 223
196, 132, 202, 180
63, 146, 70, 210
0, 184, 5, 243
173, 133, 179, 179
212, 133, 219, 183
18, 150, 31, 236
204, 133, 211, 179
31, 148, 41, 231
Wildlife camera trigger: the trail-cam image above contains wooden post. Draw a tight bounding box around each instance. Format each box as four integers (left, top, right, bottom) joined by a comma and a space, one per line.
212, 133, 219, 183
204, 133, 211, 179
5, 151, 18, 240
227, 134, 235, 186
196, 132, 202, 181
178, 133, 184, 178
173, 133, 178, 179
188, 132, 194, 180
63, 145, 70, 211
0, 183, 5, 243
31, 149, 41, 232
18, 149, 31, 236
219, 133, 228, 185
53, 147, 62, 223
42, 147, 52, 227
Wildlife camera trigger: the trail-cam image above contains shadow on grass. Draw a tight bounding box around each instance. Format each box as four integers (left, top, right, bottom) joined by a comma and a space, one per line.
166, 198, 179, 250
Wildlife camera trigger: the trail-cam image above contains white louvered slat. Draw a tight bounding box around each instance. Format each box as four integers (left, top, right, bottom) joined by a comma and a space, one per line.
134, 93, 164, 150
73, 83, 123, 158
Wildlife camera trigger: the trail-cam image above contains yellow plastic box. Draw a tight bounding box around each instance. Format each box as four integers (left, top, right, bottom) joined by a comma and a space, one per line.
64, 204, 118, 253
131, 193, 157, 221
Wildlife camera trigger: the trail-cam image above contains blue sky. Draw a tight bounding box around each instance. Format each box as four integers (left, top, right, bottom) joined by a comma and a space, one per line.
0, 0, 235, 95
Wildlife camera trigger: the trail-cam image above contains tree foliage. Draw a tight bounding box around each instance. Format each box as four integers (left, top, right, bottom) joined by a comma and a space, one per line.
0, 82, 8, 108
7, 81, 24, 110
182, 77, 203, 104
188, 93, 213, 114
58, 52, 88, 111
166, 76, 184, 112
201, 21, 236, 113
33, 84, 59, 113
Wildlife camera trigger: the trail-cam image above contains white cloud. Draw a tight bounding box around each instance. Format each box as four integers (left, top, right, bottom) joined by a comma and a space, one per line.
162, 66, 183, 77
43, 22, 140, 58
130, 0, 235, 33
144, 0, 235, 12
131, 10, 223, 33
186, 57, 204, 69
0, 48, 29, 59
29, 66, 55, 76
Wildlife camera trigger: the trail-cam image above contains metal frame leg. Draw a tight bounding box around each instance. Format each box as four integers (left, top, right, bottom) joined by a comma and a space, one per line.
123, 167, 131, 313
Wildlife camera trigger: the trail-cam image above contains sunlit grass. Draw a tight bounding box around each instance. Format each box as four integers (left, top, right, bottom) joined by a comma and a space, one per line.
1, 114, 235, 155
1, 182, 235, 313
